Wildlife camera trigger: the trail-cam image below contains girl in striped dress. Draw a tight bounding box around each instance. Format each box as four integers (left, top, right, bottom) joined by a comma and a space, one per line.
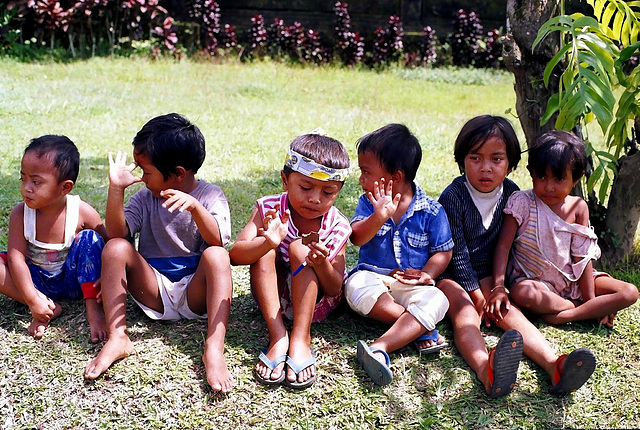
493, 130, 637, 330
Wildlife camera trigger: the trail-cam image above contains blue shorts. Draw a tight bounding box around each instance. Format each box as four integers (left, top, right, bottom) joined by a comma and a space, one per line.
2, 229, 105, 301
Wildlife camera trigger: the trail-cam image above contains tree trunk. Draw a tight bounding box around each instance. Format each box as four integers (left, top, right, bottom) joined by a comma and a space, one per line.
502, 0, 561, 147
601, 150, 640, 264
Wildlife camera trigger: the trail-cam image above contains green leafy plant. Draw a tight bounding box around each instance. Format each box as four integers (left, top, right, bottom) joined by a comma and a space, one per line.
533, 0, 640, 202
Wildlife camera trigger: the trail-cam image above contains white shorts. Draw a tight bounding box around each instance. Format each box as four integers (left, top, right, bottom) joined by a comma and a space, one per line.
344, 270, 449, 331
131, 267, 205, 321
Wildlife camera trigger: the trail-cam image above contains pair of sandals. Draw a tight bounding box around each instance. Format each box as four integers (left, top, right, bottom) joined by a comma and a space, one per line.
357, 329, 449, 386
255, 348, 316, 389
485, 329, 596, 398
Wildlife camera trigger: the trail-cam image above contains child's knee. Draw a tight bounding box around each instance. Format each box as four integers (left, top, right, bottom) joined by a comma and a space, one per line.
102, 237, 135, 260
202, 246, 230, 267
344, 271, 386, 316
510, 282, 536, 304
287, 239, 307, 266
249, 251, 277, 276
621, 281, 639, 305
407, 287, 449, 331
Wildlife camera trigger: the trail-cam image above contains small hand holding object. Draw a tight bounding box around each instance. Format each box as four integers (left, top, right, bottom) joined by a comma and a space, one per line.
304, 239, 329, 268
292, 232, 328, 276
393, 268, 435, 286
367, 178, 401, 221
108, 151, 142, 189
258, 203, 290, 249
161, 189, 198, 213
484, 286, 511, 322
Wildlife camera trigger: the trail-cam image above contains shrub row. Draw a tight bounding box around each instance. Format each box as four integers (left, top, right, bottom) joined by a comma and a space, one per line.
1, 0, 503, 68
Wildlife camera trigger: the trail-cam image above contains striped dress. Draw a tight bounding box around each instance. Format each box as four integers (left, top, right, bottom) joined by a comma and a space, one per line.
505, 190, 601, 300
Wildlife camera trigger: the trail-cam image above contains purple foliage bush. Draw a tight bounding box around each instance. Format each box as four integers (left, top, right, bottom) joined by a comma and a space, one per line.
372, 15, 403, 65
421, 25, 437, 65
450, 9, 483, 67
333, 1, 363, 66
2, 1, 503, 68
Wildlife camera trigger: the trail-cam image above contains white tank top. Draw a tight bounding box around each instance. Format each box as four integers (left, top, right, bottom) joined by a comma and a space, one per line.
24, 195, 80, 273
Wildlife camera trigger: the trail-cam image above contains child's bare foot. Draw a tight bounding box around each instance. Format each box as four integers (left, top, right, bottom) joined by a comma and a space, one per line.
84, 334, 134, 379
415, 329, 448, 352
85, 298, 108, 343
599, 313, 616, 328
255, 334, 289, 384
202, 341, 234, 393
28, 303, 62, 339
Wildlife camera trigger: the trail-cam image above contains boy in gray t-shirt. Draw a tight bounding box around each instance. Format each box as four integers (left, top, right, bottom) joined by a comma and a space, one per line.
84, 113, 234, 393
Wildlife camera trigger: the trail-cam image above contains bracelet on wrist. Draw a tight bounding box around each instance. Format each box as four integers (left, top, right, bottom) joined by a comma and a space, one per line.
491, 285, 510, 294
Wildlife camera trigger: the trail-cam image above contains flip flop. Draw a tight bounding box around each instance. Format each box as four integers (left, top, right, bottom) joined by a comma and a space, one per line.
284, 348, 316, 390
487, 329, 523, 398
414, 329, 449, 354
357, 340, 393, 386
550, 348, 596, 395
254, 350, 287, 386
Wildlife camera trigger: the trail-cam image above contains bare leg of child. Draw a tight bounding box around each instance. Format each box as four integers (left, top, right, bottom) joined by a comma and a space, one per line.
286, 251, 319, 386
368, 293, 427, 354
187, 246, 233, 393
438, 279, 494, 392
85, 239, 157, 379
85, 298, 107, 343
251, 250, 289, 383
512, 277, 638, 327
28, 302, 62, 339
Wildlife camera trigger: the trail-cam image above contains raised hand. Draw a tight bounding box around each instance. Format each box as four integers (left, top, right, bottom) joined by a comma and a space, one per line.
366, 178, 401, 221
108, 151, 142, 190
258, 204, 290, 249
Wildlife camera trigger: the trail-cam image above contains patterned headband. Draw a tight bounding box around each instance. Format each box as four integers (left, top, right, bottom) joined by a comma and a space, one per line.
285, 148, 349, 182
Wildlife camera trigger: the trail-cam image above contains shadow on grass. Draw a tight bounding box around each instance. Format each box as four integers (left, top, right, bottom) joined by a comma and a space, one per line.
2, 160, 639, 428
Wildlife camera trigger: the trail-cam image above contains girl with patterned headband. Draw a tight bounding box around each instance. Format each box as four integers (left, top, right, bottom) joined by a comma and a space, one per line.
230, 132, 351, 389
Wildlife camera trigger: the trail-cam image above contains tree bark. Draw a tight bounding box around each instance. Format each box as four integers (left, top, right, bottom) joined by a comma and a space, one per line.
601, 151, 640, 264
502, 0, 560, 147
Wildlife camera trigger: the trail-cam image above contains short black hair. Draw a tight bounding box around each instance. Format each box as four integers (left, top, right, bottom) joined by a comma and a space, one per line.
356, 123, 421, 182
527, 130, 586, 182
282, 134, 350, 178
24, 135, 80, 183
132, 113, 206, 180
454, 115, 521, 173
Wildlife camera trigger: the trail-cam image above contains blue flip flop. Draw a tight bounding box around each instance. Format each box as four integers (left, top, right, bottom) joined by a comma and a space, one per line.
550, 348, 596, 395
357, 340, 393, 386
284, 348, 316, 390
254, 350, 287, 386
488, 329, 523, 399
414, 329, 449, 354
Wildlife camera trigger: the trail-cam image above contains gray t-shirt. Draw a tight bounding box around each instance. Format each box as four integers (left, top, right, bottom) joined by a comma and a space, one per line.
124, 180, 230, 281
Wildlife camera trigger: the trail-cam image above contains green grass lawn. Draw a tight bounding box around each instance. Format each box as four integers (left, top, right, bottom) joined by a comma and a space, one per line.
1, 57, 639, 429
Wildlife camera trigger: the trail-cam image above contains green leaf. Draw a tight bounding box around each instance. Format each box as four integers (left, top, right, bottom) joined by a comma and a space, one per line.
542, 93, 561, 125
544, 44, 571, 86
618, 41, 640, 62
587, 163, 604, 193
556, 90, 585, 130
599, 171, 611, 203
